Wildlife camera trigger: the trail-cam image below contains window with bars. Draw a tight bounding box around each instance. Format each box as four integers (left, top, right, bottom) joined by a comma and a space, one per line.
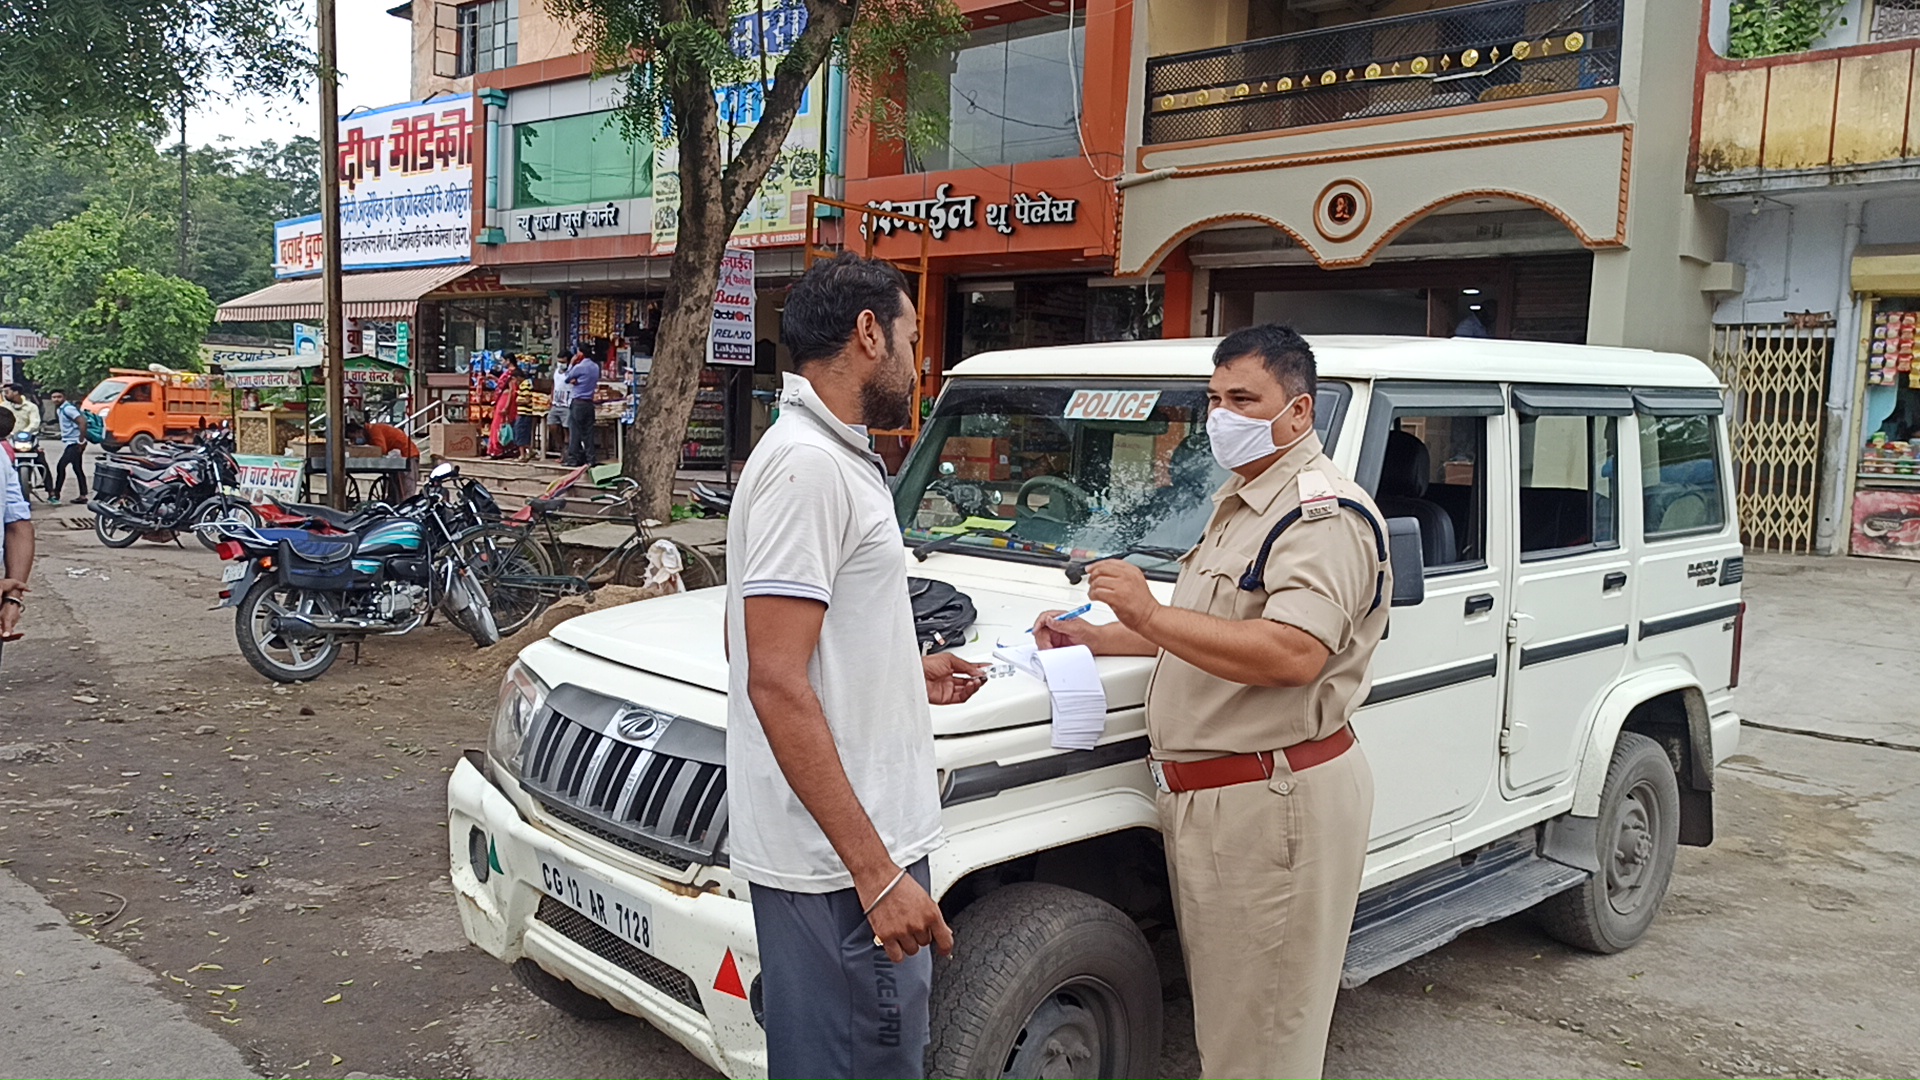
1872, 0, 1920, 42
456, 0, 518, 76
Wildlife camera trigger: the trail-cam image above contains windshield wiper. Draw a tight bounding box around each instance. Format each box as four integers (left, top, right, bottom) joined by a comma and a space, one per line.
911, 525, 1016, 561
1064, 544, 1189, 584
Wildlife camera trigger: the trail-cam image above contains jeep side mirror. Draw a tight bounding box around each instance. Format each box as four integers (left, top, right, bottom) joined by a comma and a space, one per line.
1385, 517, 1426, 607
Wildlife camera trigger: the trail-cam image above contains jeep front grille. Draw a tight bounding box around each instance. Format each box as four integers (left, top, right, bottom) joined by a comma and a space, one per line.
518, 685, 729, 869
534, 895, 706, 1014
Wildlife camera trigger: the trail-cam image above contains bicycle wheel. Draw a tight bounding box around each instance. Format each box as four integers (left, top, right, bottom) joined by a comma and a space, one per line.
458, 526, 557, 638
611, 539, 723, 591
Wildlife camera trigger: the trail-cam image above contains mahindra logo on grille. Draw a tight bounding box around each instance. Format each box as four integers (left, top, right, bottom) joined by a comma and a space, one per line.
615, 708, 671, 743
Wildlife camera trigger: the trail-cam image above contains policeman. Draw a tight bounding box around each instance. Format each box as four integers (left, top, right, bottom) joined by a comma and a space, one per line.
1037, 325, 1390, 1079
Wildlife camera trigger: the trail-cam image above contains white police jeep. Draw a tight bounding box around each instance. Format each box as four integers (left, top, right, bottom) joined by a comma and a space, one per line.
449, 336, 1745, 1078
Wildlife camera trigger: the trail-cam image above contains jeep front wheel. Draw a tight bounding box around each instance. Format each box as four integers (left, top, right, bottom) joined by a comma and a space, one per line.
927, 883, 1162, 1079
1538, 731, 1681, 954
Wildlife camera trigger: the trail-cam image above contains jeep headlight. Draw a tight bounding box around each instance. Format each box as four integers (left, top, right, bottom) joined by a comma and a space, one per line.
492, 660, 548, 777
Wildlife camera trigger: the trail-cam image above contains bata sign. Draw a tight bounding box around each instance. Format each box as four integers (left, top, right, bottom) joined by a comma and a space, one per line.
275, 97, 474, 276
708, 249, 755, 366
865, 185, 1079, 241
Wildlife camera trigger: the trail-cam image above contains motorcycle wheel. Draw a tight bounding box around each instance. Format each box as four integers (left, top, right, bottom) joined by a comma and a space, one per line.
95, 505, 142, 549
193, 498, 262, 552
234, 578, 341, 683
457, 526, 555, 638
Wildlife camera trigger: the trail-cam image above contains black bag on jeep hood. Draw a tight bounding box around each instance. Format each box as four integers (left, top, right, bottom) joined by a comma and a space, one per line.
908, 577, 976, 654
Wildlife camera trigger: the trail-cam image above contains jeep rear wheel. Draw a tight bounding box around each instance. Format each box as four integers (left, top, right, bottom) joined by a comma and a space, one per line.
927, 883, 1161, 1080
1538, 731, 1680, 954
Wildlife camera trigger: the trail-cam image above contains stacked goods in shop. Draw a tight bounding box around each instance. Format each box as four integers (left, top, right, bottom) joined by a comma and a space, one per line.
1862, 432, 1919, 475
1869, 310, 1916, 387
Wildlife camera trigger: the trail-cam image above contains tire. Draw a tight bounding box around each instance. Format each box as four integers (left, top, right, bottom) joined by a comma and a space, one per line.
234, 578, 341, 683
1537, 731, 1681, 954
95, 505, 141, 548
129, 432, 156, 454
193, 498, 260, 552
927, 883, 1162, 1080
459, 526, 556, 638
512, 958, 620, 1020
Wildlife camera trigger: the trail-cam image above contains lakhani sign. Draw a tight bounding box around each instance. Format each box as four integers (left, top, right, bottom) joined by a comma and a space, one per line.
865, 185, 1080, 241
275, 97, 475, 277
514, 203, 622, 241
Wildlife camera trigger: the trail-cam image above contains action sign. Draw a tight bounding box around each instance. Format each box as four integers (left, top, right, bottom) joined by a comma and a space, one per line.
708, 248, 755, 366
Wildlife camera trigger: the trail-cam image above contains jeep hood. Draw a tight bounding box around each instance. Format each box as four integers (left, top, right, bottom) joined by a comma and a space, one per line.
544, 563, 1155, 736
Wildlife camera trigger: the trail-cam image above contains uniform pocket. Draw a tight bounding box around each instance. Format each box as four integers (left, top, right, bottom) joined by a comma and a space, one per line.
1184, 548, 1268, 623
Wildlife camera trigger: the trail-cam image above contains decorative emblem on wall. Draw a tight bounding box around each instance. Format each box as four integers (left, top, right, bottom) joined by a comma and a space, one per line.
1314, 179, 1372, 242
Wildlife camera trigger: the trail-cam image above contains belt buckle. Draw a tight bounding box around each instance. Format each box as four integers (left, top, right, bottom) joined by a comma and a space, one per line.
1147, 758, 1170, 794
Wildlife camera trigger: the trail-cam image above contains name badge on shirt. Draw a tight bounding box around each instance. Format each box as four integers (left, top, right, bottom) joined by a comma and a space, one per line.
1298, 468, 1338, 521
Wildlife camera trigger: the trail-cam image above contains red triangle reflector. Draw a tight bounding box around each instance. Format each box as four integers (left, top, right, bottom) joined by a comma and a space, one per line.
714, 949, 748, 999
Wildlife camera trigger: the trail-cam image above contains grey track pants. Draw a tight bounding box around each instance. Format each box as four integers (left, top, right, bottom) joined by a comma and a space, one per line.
749, 858, 933, 1080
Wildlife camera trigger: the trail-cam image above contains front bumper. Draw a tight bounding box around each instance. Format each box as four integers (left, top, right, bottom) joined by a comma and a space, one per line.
447, 754, 766, 1079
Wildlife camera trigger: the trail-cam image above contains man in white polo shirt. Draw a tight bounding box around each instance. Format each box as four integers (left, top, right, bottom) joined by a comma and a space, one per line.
726, 253, 984, 1078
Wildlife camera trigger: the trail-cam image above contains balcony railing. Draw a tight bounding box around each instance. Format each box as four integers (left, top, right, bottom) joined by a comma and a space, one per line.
1143, 0, 1624, 146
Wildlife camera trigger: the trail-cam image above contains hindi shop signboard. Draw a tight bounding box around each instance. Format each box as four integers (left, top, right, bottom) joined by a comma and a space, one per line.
231, 455, 305, 503
275, 97, 475, 277
708, 249, 756, 366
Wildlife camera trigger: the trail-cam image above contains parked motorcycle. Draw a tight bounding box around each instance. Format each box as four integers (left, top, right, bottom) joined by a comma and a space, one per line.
89, 430, 257, 551
205, 463, 500, 683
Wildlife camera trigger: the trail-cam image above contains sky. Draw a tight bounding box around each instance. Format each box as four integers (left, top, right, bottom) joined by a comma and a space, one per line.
187, 0, 417, 149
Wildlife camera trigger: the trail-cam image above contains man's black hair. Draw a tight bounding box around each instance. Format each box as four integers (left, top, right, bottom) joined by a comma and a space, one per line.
781, 252, 911, 367
1213, 324, 1316, 400
0, 409, 13, 438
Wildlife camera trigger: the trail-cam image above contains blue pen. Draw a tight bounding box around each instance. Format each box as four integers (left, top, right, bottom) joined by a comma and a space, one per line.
1052, 602, 1096, 623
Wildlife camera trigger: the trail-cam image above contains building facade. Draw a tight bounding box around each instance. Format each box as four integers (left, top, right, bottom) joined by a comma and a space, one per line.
1693, 0, 1920, 559
1113, 0, 1731, 359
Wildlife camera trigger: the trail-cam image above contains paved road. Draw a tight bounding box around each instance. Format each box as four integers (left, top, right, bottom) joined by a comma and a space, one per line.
3, 508, 1916, 1078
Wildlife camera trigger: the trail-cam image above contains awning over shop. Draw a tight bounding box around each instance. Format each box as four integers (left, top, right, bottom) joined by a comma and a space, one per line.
215, 264, 474, 322
1852, 245, 1920, 295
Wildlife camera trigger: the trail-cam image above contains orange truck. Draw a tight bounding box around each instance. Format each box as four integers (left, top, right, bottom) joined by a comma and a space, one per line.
82, 369, 231, 451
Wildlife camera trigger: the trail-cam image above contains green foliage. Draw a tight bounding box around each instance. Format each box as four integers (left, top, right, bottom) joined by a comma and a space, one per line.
839, 0, 970, 152
0, 0, 311, 142
60, 269, 217, 379
1726, 0, 1850, 59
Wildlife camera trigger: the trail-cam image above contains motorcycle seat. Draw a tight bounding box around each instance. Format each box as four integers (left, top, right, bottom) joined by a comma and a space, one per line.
261, 528, 359, 563
271, 499, 380, 531
117, 461, 175, 482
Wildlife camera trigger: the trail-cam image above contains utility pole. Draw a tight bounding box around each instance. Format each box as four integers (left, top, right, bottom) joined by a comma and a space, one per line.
177, 98, 189, 277
318, 0, 348, 509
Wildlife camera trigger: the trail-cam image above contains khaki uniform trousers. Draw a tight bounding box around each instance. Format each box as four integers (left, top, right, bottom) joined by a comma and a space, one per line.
1157, 742, 1374, 1080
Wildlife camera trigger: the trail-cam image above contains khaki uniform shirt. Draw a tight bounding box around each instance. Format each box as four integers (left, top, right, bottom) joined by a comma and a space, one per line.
1144, 434, 1392, 762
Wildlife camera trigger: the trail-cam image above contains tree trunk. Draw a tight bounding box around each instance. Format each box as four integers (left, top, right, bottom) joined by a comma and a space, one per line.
622, 237, 730, 520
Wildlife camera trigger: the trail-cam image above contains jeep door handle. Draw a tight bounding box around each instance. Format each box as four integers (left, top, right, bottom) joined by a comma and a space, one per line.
1464, 593, 1495, 616
1603, 571, 1629, 592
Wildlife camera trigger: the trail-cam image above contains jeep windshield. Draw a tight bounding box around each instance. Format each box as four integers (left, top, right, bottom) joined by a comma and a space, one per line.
894, 379, 1347, 577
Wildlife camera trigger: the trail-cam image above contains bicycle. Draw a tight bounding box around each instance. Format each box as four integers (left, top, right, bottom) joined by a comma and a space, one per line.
457, 478, 723, 638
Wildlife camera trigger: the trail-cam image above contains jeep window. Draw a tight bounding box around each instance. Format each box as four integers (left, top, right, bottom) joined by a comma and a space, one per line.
895, 380, 1350, 576
87, 380, 128, 405
1380, 413, 1486, 572
1641, 414, 1726, 538
1518, 413, 1620, 558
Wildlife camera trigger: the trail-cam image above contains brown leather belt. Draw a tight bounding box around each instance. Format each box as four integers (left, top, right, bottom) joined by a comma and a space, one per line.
1150, 726, 1355, 794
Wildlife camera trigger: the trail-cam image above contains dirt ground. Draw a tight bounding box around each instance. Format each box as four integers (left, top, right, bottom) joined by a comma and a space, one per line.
3, 507, 1917, 1079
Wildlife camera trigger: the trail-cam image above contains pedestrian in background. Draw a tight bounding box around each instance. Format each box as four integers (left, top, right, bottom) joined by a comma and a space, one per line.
726, 253, 984, 1079
545, 358, 571, 460
0, 406, 34, 660
1036, 325, 1390, 1079
562, 345, 599, 467
47, 390, 87, 505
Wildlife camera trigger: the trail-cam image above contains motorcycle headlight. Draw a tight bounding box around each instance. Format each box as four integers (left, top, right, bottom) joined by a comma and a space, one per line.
492, 660, 548, 777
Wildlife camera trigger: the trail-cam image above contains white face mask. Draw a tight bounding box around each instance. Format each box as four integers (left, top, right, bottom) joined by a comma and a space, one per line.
1206, 398, 1311, 470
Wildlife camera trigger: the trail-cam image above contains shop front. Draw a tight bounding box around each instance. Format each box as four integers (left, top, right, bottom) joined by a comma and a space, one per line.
1846, 249, 1920, 561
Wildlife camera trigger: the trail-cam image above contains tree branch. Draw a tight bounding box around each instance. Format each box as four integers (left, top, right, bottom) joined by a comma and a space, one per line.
719, 0, 856, 222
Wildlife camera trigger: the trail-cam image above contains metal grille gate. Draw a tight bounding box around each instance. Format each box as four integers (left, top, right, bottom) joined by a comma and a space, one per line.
1707, 324, 1832, 555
